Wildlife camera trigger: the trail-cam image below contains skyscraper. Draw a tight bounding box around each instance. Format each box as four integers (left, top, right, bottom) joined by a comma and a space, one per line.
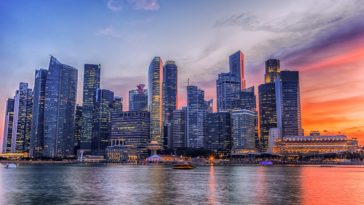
232, 86, 256, 112
186, 85, 207, 148
113, 96, 123, 113
30, 69, 48, 158
171, 108, 186, 149
44, 56, 78, 158
92, 89, 114, 155
162, 60, 178, 149
148, 57, 163, 148
206, 112, 232, 154
265, 59, 280, 83
11, 82, 33, 153
74, 105, 82, 154
216, 72, 240, 112
231, 109, 257, 154
111, 111, 150, 157
276, 70, 302, 137
2, 98, 14, 153
81, 64, 101, 152
229, 50, 246, 89
129, 84, 148, 111
258, 83, 277, 152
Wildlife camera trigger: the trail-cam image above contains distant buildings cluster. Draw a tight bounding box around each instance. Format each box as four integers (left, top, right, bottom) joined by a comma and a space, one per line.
0, 51, 358, 160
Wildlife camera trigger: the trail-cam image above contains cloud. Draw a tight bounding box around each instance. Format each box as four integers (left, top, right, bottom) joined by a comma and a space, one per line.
95, 26, 121, 38
107, 0, 160, 11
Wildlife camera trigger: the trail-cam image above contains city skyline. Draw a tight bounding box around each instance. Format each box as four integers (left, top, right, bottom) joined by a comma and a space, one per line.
1, 0, 364, 144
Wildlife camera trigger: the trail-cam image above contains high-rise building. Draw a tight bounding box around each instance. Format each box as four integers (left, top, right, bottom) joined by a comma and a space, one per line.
81, 64, 101, 152
171, 107, 186, 149
74, 105, 82, 154
129, 84, 148, 111
186, 85, 207, 148
258, 83, 277, 152
265, 59, 280, 83
113, 96, 123, 113
2, 98, 14, 153
229, 50, 246, 89
11, 82, 33, 153
111, 111, 150, 157
30, 69, 48, 158
232, 86, 256, 112
148, 57, 163, 148
44, 56, 78, 158
162, 61, 178, 149
216, 72, 240, 112
92, 89, 114, 155
276, 70, 302, 137
206, 112, 232, 154
231, 109, 257, 154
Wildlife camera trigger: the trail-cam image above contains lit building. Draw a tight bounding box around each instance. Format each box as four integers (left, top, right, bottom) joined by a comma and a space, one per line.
129, 84, 148, 111
273, 135, 359, 155
231, 109, 258, 154
187, 85, 207, 148
11, 82, 33, 153
276, 70, 303, 137
268, 128, 280, 154
30, 69, 48, 158
106, 139, 139, 163
111, 111, 150, 157
2, 98, 14, 153
113, 96, 123, 113
206, 112, 232, 154
44, 56, 78, 158
265, 59, 280, 83
171, 108, 186, 149
258, 82, 277, 152
232, 86, 256, 112
229, 50, 246, 89
92, 89, 114, 156
74, 105, 82, 154
148, 57, 163, 149
216, 72, 240, 112
81, 64, 101, 152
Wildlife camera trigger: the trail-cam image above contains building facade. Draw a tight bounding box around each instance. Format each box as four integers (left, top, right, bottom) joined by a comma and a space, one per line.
11, 82, 33, 153
229, 50, 246, 89
2, 98, 15, 153
232, 86, 256, 112
44, 56, 78, 158
129, 84, 148, 111
171, 108, 186, 149
74, 105, 82, 154
148, 57, 163, 148
30, 69, 48, 158
216, 72, 240, 112
81, 64, 101, 152
231, 109, 257, 154
206, 112, 232, 154
265, 59, 280, 83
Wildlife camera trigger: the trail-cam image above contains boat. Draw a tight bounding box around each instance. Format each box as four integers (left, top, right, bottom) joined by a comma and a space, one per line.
4, 163, 17, 169
260, 161, 273, 166
173, 162, 195, 169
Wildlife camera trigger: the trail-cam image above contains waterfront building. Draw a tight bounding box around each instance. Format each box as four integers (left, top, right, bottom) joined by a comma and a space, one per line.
74, 105, 82, 154
229, 50, 246, 89
216, 72, 240, 112
206, 112, 232, 155
81, 64, 101, 152
273, 135, 358, 155
232, 86, 256, 112
275, 70, 303, 137
111, 111, 150, 157
258, 82, 277, 152
106, 139, 139, 163
265, 59, 280, 83
171, 108, 186, 149
231, 109, 257, 154
44, 56, 78, 158
162, 60, 178, 149
148, 57, 163, 149
1, 98, 15, 153
268, 128, 280, 154
186, 85, 207, 148
30, 69, 48, 158
129, 84, 148, 111
92, 89, 114, 156
11, 82, 33, 153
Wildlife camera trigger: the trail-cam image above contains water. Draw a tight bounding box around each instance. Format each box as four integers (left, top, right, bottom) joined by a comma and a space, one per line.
0, 164, 363, 205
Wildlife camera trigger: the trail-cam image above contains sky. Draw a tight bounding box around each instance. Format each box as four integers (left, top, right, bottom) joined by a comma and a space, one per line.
0, 0, 364, 144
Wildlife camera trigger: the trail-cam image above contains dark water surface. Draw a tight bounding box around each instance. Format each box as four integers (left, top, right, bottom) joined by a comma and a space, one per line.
0, 164, 363, 205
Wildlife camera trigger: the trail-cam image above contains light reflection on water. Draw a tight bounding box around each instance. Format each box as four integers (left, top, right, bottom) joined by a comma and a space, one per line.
0, 164, 363, 205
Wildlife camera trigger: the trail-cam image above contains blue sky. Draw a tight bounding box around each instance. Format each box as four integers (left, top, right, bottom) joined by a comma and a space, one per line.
1, 0, 364, 142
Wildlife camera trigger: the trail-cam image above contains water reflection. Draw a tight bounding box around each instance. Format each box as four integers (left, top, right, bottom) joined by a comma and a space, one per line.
0, 164, 363, 205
